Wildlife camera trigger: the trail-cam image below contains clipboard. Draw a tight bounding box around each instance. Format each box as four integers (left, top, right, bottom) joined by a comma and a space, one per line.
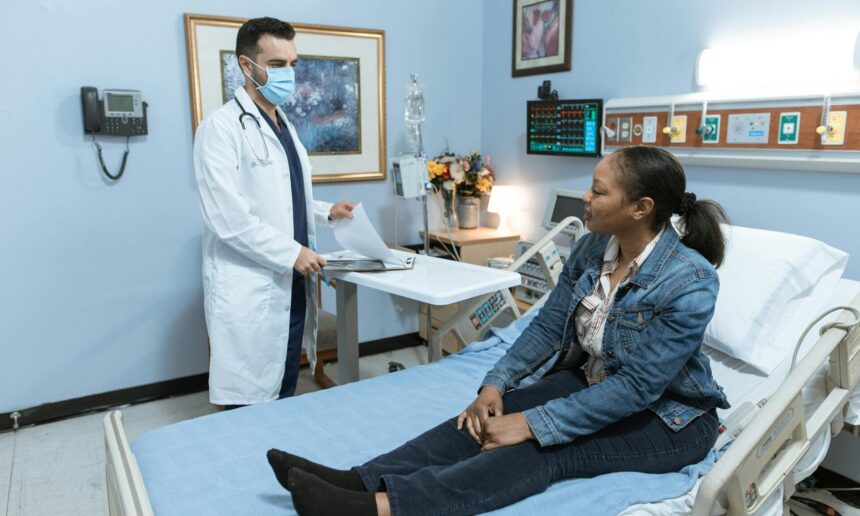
323, 256, 416, 273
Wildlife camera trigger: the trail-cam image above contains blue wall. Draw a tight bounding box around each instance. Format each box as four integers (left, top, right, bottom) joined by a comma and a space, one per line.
3, 0, 858, 413
480, 0, 860, 279
0, 0, 483, 412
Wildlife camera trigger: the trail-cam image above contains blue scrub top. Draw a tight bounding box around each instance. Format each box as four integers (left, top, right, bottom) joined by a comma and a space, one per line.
256, 104, 309, 249
256, 104, 307, 398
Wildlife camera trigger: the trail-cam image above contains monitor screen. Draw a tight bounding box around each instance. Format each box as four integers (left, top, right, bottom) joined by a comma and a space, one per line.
527, 99, 602, 157
543, 188, 587, 236
550, 194, 586, 223
107, 93, 134, 113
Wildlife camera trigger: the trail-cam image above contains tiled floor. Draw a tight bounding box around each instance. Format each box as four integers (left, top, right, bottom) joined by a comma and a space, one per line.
0, 346, 427, 516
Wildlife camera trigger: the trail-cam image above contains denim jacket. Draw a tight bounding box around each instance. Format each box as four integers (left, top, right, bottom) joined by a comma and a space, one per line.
481, 227, 730, 447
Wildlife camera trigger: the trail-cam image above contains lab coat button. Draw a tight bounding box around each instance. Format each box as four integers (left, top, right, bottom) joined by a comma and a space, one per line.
282, 173, 288, 179
673, 417, 682, 425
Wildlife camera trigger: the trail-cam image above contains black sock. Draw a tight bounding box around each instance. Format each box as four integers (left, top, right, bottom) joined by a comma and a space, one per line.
267, 448, 366, 492
289, 468, 377, 516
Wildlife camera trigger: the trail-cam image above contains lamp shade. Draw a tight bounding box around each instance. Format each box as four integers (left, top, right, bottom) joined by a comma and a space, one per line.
487, 185, 517, 215
487, 185, 519, 233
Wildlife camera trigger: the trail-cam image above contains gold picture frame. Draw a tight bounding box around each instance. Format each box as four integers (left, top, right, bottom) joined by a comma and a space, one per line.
184, 13, 387, 183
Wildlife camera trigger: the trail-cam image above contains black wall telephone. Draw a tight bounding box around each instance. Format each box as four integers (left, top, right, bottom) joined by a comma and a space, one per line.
81, 87, 148, 136
81, 86, 149, 180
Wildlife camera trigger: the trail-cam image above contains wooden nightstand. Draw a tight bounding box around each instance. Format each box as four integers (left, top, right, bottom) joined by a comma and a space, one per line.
419, 226, 521, 265
418, 226, 520, 354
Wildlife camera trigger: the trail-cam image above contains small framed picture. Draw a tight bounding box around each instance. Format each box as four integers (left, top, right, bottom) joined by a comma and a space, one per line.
512, 0, 573, 77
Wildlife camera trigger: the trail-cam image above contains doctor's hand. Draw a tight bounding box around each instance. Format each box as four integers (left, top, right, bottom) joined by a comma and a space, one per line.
294, 247, 327, 276
329, 200, 356, 221
457, 385, 503, 444
480, 413, 535, 452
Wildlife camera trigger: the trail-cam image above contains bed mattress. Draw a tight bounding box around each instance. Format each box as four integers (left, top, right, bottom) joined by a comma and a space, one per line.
132, 280, 860, 515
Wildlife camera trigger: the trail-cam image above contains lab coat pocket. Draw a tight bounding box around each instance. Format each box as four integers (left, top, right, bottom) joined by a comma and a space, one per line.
215, 264, 274, 327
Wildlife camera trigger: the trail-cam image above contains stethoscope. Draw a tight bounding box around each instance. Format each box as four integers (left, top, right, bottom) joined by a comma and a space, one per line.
234, 97, 272, 166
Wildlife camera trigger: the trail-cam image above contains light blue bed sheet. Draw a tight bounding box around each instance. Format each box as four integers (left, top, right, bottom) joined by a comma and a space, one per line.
132, 313, 716, 515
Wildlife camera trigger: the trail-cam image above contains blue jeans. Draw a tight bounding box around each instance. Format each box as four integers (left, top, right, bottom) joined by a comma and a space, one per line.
354, 368, 719, 516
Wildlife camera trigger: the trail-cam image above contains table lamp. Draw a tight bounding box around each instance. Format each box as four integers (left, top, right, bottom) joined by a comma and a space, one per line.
487, 185, 518, 234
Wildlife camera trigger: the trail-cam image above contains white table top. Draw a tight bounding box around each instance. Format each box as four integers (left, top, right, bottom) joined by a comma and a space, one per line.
325, 250, 521, 305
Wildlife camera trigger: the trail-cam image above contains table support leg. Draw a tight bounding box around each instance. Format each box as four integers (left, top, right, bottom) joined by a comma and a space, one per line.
336, 281, 359, 384
427, 305, 442, 362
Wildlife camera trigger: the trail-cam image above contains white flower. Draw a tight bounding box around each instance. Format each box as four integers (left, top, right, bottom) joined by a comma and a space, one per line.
449, 162, 465, 181
443, 180, 455, 191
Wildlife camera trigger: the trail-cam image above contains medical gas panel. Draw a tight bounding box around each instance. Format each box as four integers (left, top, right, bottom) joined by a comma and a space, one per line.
602, 92, 860, 173
527, 99, 603, 157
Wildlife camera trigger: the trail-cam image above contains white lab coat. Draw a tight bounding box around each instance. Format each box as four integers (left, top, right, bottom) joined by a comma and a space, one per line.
193, 87, 333, 406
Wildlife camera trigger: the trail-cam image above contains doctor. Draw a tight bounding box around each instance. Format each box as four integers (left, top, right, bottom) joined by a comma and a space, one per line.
194, 17, 354, 408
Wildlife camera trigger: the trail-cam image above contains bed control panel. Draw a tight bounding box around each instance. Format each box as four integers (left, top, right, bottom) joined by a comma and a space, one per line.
467, 290, 509, 332
728, 394, 807, 515
430, 289, 521, 359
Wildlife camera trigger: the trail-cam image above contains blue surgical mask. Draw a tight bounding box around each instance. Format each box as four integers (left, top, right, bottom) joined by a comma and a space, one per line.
245, 58, 296, 105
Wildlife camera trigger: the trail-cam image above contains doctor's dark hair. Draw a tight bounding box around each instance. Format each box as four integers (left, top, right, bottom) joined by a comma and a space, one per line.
610, 146, 728, 268
236, 17, 296, 60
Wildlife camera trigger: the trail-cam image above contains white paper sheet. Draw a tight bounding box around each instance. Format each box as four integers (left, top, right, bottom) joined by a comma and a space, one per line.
333, 203, 400, 265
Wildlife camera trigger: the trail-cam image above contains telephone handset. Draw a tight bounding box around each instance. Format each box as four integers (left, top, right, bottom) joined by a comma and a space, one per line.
80, 86, 148, 180
81, 87, 101, 132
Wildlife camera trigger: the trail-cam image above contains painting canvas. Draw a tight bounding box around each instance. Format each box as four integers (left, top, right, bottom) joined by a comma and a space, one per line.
186, 14, 386, 183
219, 52, 361, 155
520, 1, 560, 61
512, 0, 572, 77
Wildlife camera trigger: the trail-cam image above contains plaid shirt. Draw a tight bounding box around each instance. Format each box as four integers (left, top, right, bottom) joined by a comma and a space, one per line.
570, 228, 664, 385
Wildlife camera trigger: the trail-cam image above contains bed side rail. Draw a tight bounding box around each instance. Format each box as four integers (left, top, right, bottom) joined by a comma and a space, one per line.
693, 293, 860, 516
429, 216, 583, 357
104, 410, 154, 516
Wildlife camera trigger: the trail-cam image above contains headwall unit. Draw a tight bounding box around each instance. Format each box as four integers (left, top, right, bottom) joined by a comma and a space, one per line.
602, 91, 860, 173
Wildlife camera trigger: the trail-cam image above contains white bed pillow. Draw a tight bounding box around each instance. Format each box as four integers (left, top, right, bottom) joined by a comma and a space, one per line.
703, 224, 848, 374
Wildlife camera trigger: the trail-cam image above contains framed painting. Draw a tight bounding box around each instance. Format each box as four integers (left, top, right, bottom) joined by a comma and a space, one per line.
184, 14, 386, 183
511, 0, 572, 77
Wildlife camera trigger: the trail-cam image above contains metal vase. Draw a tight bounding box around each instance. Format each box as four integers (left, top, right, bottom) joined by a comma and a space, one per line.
456, 195, 480, 229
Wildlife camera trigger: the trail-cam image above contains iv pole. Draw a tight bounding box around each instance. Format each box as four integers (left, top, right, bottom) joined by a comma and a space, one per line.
404, 74, 436, 359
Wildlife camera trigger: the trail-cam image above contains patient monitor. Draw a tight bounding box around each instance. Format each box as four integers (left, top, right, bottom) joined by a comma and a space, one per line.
543, 188, 587, 237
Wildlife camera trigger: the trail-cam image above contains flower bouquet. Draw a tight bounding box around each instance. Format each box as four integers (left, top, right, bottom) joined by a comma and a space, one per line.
426, 151, 494, 229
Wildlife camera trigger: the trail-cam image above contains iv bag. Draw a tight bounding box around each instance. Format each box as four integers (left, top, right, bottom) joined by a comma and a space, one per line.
404, 74, 425, 124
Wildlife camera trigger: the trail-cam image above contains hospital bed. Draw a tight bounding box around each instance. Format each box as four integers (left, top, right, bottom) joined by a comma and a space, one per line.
104, 223, 860, 516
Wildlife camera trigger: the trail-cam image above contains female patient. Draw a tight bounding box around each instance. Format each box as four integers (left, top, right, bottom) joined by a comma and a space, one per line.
268, 146, 731, 516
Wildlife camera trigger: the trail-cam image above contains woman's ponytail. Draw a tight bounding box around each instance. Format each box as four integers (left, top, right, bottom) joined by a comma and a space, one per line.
676, 195, 728, 268
612, 146, 729, 268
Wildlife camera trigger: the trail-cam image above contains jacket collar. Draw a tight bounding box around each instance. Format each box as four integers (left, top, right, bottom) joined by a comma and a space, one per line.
627, 226, 679, 288
583, 226, 679, 289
